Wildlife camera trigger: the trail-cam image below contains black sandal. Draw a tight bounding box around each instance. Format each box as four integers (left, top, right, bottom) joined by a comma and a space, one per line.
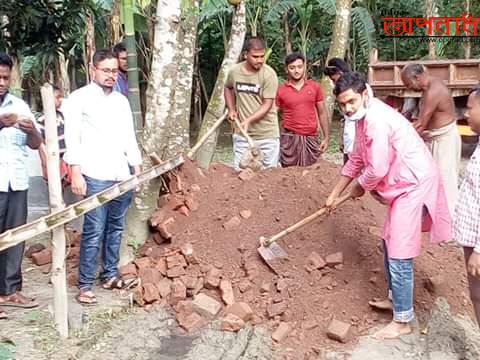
102, 276, 139, 290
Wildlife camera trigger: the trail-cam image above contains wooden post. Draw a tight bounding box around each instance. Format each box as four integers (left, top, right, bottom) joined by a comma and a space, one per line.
40, 84, 69, 338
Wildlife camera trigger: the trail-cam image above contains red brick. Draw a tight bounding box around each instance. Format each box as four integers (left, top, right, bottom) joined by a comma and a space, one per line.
219, 279, 235, 305
167, 265, 187, 278
176, 311, 205, 332
238, 279, 252, 293
272, 322, 292, 342
170, 279, 187, 305
155, 258, 167, 276
306, 252, 326, 271
148, 209, 165, 227
187, 277, 204, 297
151, 229, 169, 244
267, 301, 287, 319
174, 300, 193, 315
223, 216, 241, 230
166, 254, 187, 269
133, 286, 145, 306
180, 243, 199, 265
192, 293, 222, 319
184, 195, 199, 212
325, 252, 344, 267
25, 243, 46, 258
143, 283, 160, 303
156, 277, 172, 298
31, 249, 52, 266
65, 229, 81, 247
221, 313, 245, 332
326, 319, 351, 343
225, 302, 254, 322
67, 272, 78, 287
239, 210, 252, 219
180, 275, 198, 289
238, 169, 255, 181
134, 257, 152, 271
178, 205, 190, 217
119, 263, 137, 277
139, 267, 161, 285
67, 247, 80, 260
204, 268, 222, 289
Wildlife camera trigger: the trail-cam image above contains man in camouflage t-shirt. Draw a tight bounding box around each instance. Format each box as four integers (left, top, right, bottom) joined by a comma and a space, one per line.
224, 37, 279, 170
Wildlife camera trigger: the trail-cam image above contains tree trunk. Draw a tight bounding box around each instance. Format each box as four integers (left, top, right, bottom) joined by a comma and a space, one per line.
122, 0, 143, 130
170, 0, 199, 156
85, 12, 96, 82
57, 52, 70, 96
123, 0, 182, 253
193, 1, 246, 169
110, 0, 122, 46
283, 13, 292, 54
319, 0, 352, 122
463, 0, 471, 59
426, 0, 435, 59
40, 84, 68, 338
10, 56, 22, 97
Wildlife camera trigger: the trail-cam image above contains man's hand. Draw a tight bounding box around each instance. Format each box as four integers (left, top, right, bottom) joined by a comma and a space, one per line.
319, 138, 329, 153
70, 167, 86, 196
0, 113, 17, 128
227, 110, 238, 123
350, 181, 365, 199
370, 190, 387, 205
17, 117, 36, 134
468, 251, 480, 278
413, 120, 424, 133
240, 119, 251, 134
325, 191, 339, 210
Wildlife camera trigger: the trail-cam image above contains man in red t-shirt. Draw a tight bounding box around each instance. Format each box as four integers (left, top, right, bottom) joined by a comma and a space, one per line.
276, 52, 329, 167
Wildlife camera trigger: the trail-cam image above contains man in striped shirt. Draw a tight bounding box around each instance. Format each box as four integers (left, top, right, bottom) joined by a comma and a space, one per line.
455, 86, 480, 325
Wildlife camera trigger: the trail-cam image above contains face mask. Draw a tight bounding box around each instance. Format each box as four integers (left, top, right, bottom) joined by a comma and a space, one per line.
347, 104, 367, 121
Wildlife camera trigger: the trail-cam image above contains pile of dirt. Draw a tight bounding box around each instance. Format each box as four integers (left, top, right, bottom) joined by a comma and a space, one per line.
26, 158, 473, 358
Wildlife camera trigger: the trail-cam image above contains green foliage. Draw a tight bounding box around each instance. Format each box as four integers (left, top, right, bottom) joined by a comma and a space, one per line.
351, 6, 376, 57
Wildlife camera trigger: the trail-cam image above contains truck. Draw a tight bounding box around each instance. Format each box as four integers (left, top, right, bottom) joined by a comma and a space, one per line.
367, 48, 479, 148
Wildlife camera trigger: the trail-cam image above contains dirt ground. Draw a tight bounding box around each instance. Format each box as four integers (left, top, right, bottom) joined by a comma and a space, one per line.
1, 156, 478, 360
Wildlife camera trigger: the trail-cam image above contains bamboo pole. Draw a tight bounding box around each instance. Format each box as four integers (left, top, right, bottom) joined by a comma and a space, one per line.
40, 84, 68, 338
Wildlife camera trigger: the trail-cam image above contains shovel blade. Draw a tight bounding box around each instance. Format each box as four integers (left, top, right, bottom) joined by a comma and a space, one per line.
257, 242, 288, 261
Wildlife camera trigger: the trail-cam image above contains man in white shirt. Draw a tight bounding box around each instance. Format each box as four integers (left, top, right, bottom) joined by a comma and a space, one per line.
0, 52, 42, 318
64, 48, 142, 305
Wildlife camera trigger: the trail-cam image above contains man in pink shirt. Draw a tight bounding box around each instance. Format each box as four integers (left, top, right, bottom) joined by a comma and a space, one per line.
326, 72, 451, 339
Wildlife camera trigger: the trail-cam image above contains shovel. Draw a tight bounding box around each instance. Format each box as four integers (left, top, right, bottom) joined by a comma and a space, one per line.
257, 192, 353, 274
187, 111, 228, 159
233, 117, 263, 171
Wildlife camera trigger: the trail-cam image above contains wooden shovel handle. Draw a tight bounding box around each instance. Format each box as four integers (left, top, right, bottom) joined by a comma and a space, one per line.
187, 111, 228, 158
233, 117, 256, 149
263, 192, 352, 247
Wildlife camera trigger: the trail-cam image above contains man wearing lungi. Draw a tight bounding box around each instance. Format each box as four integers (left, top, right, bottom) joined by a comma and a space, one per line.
401, 64, 461, 215
276, 52, 329, 167
326, 72, 452, 340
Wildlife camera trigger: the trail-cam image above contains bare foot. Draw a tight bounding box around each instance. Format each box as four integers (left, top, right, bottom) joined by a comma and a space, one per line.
372, 321, 412, 340
368, 298, 393, 311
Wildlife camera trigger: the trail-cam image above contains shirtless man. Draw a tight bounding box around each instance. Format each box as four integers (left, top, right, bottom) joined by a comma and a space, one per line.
401, 64, 461, 215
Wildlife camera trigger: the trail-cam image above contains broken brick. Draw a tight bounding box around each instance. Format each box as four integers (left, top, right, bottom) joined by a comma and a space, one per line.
267, 301, 287, 318
174, 299, 193, 315
166, 254, 187, 269
67, 247, 80, 260
155, 258, 167, 276
260, 281, 271, 293
221, 313, 245, 332
138, 244, 154, 258
326, 319, 351, 343
180, 275, 198, 289
176, 311, 205, 332
178, 205, 190, 217
239, 210, 252, 219
155, 225, 172, 242
302, 319, 319, 330
192, 293, 222, 320
276, 278, 289, 292
238, 168, 255, 181
143, 283, 160, 303
238, 279, 253, 293
156, 277, 172, 298
306, 252, 326, 271
170, 195, 185, 210
204, 267, 222, 289
133, 286, 145, 306
272, 322, 292, 342
170, 279, 187, 305
326, 252, 344, 267
185, 195, 199, 211
187, 277, 204, 297
119, 263, 137, 277
31, 249, 52, 266
25, 243, 46, 258
148, 209, 165, 227
139, 267, 161, 285
219, 279, 235, 305
223, 216, 241, 230
67, 272, 78, 287
225, 302, 254, 322
244, 262, 260, 281
134, 257, 152, 271
180, 243, 199, 265
167, 265, 187, 278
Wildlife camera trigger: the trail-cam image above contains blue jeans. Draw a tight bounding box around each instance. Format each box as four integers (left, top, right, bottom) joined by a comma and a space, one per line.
78, 176, 133, 290
383, 241, 414, 323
